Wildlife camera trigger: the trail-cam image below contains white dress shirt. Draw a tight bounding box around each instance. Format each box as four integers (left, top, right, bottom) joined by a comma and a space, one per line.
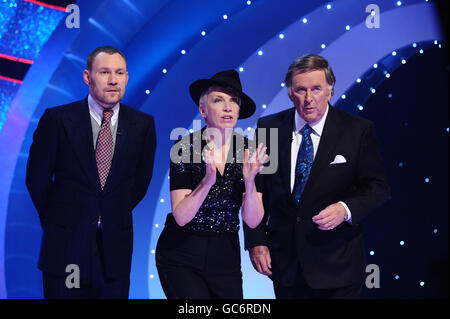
88, 94, 120, 127
290, 106, 352, 223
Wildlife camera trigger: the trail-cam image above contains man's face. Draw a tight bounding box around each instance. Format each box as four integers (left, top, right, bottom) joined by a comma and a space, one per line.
199, 88, 240, 131
83, 52, 128, 108
289, 69, 332, 124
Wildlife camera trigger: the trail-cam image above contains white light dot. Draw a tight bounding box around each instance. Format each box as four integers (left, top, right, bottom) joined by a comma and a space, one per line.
201, 31, 206, 36
189, 129, 194, 133
438, 44, 441, 48
400, 241, 405, 246
345, 25, 350, 31
434, 228, 438, 234
162, 68, 167, 74
239, 67, 244, 72
401, 59, 406, 64
160, 198, 165, 203
446, 127, 449, 132
434, 40, 438, 45
247, 0, 251, 5
145, 89, 150, 94
281, 82, 285, 87
258, 50, 263, 56
302, 18, 308, 23
326, 4, 332, 10
262, 104, 267, 109
369, 250, 374, 256
425, 178, 430, 183
356, 78, 361, 83
371, 10, 376, 16
150, 274, 154, 279
412, 43, 417, 48
392, 51, 397, 56
373, 63, 378, 69
385, 73, 391, 78
397, 1, 402, 6
279, 33, 284, 39
223, 14, 228, 20
151, 249, 155, 254
181, 49, 186, 55
388, 93, 393, 98
321, 43, 326, 49
419, 49, 424, 54
341, 94, 346, 99
155, 224, 159, 228
395, 275, 400, 280
247, 127, 252, 131
371, 88, 376, 94
357, 104, 364, 111
420, 281, 425, 287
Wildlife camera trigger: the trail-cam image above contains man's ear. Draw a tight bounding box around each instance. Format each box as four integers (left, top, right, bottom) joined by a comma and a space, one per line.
288, 88, 294, 103
327, 87, 333, 102
83, 69, 90, 86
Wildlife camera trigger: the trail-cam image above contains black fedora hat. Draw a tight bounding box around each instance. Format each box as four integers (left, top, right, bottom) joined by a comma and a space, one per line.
189, 70, 256, 119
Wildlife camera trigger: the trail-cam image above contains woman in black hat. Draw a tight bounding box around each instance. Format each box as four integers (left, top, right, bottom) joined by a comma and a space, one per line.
155, 70, 267, 299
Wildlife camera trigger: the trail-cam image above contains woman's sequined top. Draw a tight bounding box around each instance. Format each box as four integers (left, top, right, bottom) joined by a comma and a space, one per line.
169, 128, 259, 234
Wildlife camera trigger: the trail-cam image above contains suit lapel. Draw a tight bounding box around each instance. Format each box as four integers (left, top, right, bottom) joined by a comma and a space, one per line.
278, 108, 295, 199
63, 99, 101, 190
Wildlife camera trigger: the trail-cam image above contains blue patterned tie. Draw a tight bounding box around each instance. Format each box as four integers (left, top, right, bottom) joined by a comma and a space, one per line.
292, 124, 314, 203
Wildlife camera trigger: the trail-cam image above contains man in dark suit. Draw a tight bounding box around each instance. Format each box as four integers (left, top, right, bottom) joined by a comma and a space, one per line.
244, 54, 389, 298
26, 46, 156, 298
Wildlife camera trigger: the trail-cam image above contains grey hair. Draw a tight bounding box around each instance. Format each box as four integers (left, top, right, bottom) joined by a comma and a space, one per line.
199, 85, 241, 106
285, 54, 336, 97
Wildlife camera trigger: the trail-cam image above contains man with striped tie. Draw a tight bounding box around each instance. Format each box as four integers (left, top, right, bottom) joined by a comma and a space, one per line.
26, 46, 156, 298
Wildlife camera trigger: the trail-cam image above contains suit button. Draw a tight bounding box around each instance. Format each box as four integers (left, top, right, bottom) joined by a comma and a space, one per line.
296, 217, 301, 223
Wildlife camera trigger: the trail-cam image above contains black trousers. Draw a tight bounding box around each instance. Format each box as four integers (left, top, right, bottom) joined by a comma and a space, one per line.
156, 226, 243, 299
273, 263, 362, 299
42, 228, 130, 299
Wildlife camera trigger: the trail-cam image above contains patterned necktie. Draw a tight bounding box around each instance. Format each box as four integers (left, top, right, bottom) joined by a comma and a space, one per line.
292, 124, 314, 203
95, 108, 114, 190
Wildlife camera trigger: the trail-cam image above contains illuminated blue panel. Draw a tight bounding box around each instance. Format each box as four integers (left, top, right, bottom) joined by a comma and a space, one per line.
0, 80, 19, 131
0, 0, 65, 60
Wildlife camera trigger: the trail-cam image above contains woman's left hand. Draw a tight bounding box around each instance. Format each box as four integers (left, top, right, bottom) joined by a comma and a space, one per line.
243, 143, 268, 182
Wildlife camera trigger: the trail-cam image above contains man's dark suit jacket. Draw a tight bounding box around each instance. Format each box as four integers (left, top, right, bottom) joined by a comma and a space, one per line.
244, 105, 389, 289
26, 99, 156, 282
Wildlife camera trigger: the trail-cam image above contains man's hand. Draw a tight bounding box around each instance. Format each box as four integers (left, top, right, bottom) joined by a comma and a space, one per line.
249, 245, 272, 276
312, 202, 347, 231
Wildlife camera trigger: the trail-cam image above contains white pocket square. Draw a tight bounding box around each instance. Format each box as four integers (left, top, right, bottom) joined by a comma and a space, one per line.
330, 155, 347, 164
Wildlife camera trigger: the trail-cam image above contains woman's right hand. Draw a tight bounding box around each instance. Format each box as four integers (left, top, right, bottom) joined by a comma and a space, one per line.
202, 147, 216, 187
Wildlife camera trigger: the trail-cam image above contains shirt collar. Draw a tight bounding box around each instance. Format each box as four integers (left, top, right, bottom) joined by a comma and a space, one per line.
88, 94, 120, 125
294, 104, 329, 137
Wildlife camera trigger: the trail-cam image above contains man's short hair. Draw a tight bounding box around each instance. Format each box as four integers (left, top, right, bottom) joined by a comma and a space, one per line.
86, 46, 127, 71
285, 54, 336, 96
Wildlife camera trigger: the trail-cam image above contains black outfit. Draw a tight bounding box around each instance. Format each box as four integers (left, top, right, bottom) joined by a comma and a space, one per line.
244, 106, 389, 298
26, 99, 156, 298
156, 128, 258, 299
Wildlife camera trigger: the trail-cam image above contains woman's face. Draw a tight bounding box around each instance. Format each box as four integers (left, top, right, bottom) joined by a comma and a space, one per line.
199, 88, 240, 131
